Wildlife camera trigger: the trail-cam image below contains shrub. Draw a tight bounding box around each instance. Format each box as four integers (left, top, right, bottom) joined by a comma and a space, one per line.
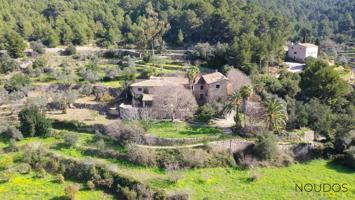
121, 186, 137, 200
195, 104, 217, 122
4, 73, 31, 93
253, 132, 279, 160
17, 163, 31, 174
104, 121, 145, 145
64, 44, 76, 55
30, 41, 45, 55
342, 146, 355, 170
126, 144, 157, 166
64, 133, 80, 147
0, 173, 10, 183
87, 180, 95, 190
56, 174, 65, 184
5, 139, 18, 152
3, 126, 23, 140
4, 126, 23, 140
167, 169, 183, 184
335, 130, 355, 153
95, 139, 106, 150
153, 190, 167, 200
18, 106, 51, 137
0, 54, 18, 74
23, 142, 48, 169
0, 155, 13, 170
79, 68, 100, 83
65, 184, 80, 200
180, 149, 206, 168
37, 167, 47, 178
32, 56, 48, 69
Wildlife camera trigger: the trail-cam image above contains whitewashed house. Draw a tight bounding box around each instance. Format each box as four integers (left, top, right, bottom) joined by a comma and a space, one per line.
288, 43, 318, 63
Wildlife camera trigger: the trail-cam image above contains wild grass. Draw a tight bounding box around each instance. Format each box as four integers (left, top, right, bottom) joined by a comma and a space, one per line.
147, 121, 224, 139
149, 160, 355, 200
0, 172, 113, 200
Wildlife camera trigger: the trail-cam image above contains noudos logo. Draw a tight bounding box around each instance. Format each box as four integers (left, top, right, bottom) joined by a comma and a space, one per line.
295, 183, 349, 192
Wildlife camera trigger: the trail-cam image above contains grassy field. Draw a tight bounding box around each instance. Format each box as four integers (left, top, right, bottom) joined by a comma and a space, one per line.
0, 129, 354, 200
0, 172, 113, 200
147, 121, 224, 138
150, 160, 355, 200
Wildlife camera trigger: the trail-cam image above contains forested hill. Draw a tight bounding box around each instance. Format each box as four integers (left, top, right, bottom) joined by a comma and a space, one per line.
0, 0, 289, 67
0, 0, 288, 47
251, 0, 355, 44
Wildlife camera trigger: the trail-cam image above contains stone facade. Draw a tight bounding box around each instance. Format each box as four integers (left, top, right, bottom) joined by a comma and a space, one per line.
192, 72, 232, 104
287, 43, 318, 62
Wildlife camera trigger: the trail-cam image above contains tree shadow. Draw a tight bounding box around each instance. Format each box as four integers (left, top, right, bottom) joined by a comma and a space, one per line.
50, 196, 68, 200
325, 160, 354, 174
51, 142, 70, 150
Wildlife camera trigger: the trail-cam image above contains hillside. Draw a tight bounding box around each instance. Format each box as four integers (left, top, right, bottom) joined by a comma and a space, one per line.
252, 0, 355, 43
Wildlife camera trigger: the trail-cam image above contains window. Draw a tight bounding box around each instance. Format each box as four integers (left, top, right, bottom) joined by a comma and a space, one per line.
199, 94, 204, 99
138, 88, 142, 92
200, 85, 204, 90
294, 52, 297, 54
216, 84, 220, 89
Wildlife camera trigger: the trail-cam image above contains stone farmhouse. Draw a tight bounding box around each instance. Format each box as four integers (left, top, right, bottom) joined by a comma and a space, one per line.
287, 43, 318, 62
192, 72, 232, 104
130, 72, 232, 107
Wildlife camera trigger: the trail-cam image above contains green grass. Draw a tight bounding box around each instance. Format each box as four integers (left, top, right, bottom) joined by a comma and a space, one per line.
96, 80, 122, 87
0, 172, 113, 200
147, 121, 224, 139
149, 160, 355, 200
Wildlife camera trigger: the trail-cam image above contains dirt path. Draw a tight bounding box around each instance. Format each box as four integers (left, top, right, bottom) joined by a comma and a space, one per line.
210, 110, 235, 134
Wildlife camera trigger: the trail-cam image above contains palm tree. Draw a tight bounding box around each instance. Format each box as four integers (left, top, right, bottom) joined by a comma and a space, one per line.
224, 91, 243, 129
187, 66, 199, 88
264, 97, 288, 132
239, 85, 252, 127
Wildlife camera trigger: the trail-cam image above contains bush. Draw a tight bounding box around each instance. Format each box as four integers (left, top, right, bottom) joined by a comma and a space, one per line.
18, 106, 51, 137
23, 142, 48, 169
56, 174, 65, 184
253, 132, 279, 160
0, 54, 18, 74
195, 104, 217, 122
5, 139, 18, 152
17, 163, 31, 174
126, 144, 157, 166
4, 73, 31, 93
121, 186, 137, 200
342, 146, 355, 170
0, 155, 13, 170
87, 180, 95, 190
32, 56, 48, 69
65, 184, 80, 200
64, 133, 80, 147
153, 190, 167, 200
0, 173, 9, 183
64, 44, 76, 55
104, 121, 145, 145
30, 41, 45, 55
37, 167, 47, 178
3, 126, 23, 140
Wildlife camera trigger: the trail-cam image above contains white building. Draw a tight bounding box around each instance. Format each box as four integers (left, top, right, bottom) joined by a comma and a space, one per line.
288, 43, 318, 63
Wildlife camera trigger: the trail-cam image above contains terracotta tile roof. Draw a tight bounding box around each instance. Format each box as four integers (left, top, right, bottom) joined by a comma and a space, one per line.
297, 43, 318, 48
130, 79, 179, 87
131, 76, 188, 87
201, 72, 228, 84
151, 76, 189, 85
